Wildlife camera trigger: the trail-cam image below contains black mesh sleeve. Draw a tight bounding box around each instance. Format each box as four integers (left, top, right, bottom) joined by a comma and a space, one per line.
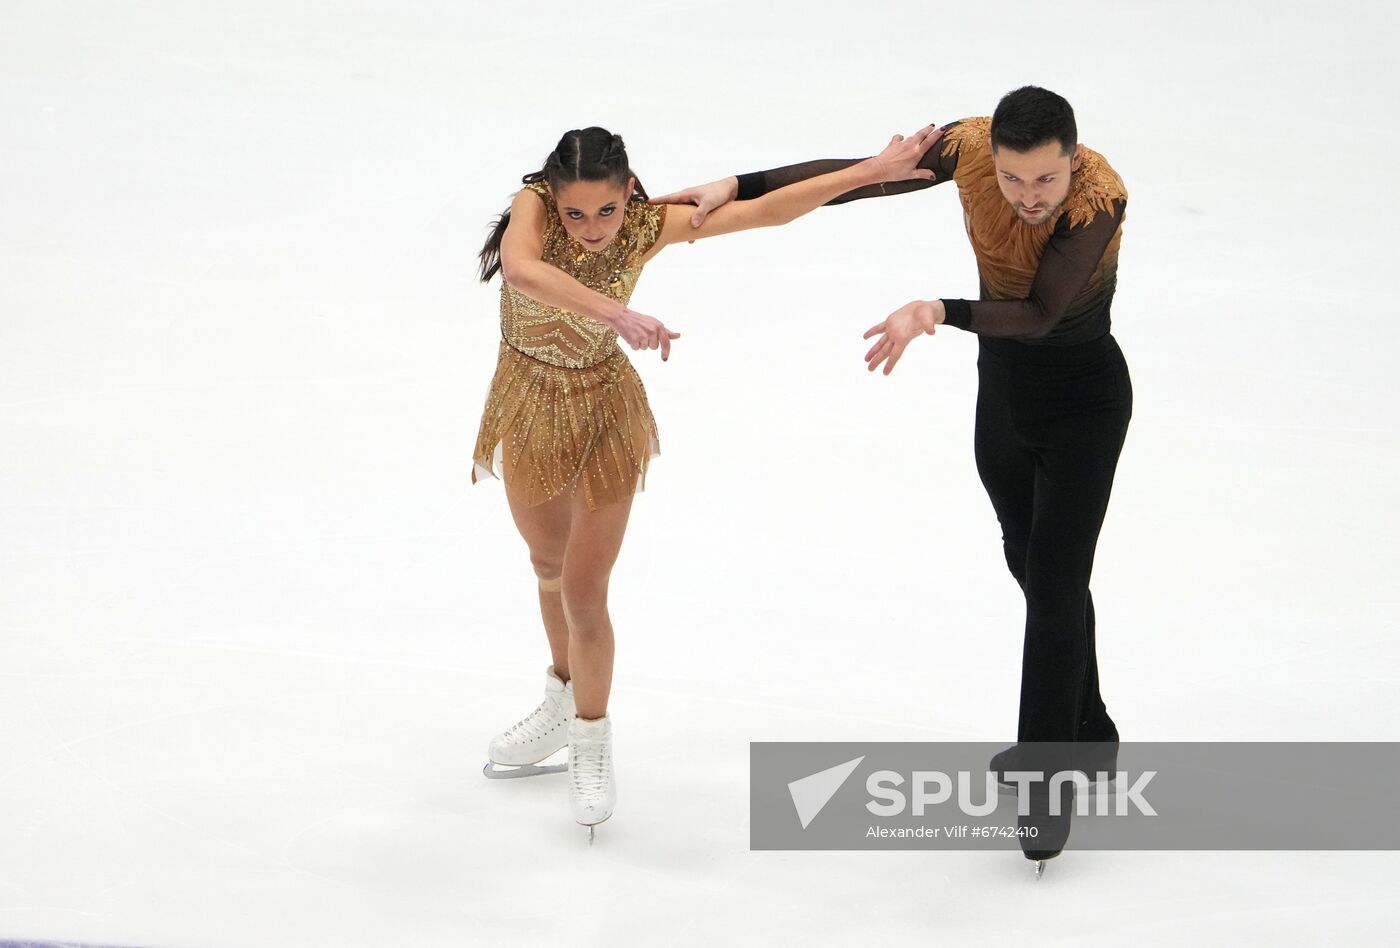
735, 121, 963, 205
940, 198, 1127, 338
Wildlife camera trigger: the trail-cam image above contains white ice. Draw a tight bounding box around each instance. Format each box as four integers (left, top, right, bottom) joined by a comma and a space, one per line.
1, 1, 1397, 946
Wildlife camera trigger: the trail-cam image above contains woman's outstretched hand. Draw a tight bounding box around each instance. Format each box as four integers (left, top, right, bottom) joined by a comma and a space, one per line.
649, 122, 941, 228
863, 300, 941, 375
610, 307, 681, 361
867, 124, 942, 184
648, 177, 738, 229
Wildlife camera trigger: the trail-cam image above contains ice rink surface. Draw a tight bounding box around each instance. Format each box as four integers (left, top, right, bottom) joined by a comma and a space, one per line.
2, 1, 1397, 945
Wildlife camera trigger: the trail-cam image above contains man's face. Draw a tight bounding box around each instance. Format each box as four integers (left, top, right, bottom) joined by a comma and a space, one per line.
992, 140, 1084, 224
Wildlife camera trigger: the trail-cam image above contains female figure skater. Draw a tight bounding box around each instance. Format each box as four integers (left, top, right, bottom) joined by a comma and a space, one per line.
473, 123, 941, 839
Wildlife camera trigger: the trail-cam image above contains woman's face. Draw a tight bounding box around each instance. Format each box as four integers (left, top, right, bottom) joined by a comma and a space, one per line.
550, 177, 633, 252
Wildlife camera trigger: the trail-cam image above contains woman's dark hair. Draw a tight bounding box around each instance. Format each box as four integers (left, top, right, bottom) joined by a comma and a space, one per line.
990, 86, 1077, 156
478, 127, 648, 282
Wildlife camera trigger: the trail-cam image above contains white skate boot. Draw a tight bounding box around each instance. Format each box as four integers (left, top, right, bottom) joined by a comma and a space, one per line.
568, 713, 615, 844
483, 665, 575, 779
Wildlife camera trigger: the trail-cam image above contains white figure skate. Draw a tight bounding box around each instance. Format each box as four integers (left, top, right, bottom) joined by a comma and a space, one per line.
482, 665, 574, 779
568, 713, 615, 844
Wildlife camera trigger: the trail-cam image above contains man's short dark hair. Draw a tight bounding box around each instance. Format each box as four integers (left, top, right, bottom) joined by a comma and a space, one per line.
991, 86, 1077, 156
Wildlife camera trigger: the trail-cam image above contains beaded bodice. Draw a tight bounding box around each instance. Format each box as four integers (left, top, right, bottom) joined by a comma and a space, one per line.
499, 181, 666, 368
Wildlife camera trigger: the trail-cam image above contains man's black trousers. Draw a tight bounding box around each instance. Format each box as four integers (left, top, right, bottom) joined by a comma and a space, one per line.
973, 332, 1133, 745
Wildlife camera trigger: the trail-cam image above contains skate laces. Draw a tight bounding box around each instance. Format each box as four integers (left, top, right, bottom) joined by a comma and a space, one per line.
504, 695, 564, 744
570, 737, 610, 796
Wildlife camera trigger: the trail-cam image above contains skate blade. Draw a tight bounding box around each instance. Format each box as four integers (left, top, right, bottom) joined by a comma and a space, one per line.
482, 760, 567, 779
577, 813, 612, 845
1034, 860, 1045, 880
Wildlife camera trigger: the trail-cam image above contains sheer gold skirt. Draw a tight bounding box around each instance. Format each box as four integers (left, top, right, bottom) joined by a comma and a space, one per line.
472, 340, 660, 510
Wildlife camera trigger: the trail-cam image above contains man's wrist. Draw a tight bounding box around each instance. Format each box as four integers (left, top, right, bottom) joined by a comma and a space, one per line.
938, 299, 972, 331
735, 172, 766, 201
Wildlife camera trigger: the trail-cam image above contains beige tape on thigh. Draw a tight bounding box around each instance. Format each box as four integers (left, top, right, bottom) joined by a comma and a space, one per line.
537, 575, 562, 593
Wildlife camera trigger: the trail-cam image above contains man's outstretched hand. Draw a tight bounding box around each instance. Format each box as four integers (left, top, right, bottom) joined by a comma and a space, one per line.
649, 176, 739, 229
863, 300, 941, 375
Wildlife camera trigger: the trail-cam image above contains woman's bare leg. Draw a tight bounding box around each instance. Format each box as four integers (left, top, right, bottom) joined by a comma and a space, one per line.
561, 492, 634, 720
504, 484, 573, 680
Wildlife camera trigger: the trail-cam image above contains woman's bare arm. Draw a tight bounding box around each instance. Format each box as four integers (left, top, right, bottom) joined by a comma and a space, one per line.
641, 125, 943, 264
499, 189, 680, 358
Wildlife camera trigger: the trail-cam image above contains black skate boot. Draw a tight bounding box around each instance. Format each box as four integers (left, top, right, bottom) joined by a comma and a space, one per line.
1021, 777, 1075, 880
991, 717, 1119, 790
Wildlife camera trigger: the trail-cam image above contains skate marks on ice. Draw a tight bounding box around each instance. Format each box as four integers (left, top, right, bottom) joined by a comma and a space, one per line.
0, 942, 157, 948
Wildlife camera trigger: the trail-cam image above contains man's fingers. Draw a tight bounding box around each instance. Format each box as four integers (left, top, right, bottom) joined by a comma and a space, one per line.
660, 333, 671, 361
862, 322, 886, 340
648, 190, 696, 206
864, 336, 886, 361
885, 345, 905, 375
692, 198, 721, 228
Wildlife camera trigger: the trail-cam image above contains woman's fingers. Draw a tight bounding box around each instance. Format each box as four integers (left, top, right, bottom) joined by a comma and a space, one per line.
615, 312, 680, 358
659, 326, 680, 360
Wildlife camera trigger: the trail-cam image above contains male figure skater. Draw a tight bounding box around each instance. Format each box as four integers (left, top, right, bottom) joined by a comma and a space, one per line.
654, 86, 1131, 870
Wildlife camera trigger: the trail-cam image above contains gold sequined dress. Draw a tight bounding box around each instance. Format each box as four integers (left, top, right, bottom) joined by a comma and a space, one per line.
472, 182, 667, 510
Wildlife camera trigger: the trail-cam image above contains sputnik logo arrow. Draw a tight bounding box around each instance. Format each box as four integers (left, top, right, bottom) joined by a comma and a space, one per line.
787, 756, 865, 829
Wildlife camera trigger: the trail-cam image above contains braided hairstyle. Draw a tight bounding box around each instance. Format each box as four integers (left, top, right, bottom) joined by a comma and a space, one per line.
478, 127, 649, 283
